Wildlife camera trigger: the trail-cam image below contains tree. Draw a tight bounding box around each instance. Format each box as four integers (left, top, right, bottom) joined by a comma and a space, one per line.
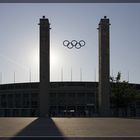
110, 72, 136, 117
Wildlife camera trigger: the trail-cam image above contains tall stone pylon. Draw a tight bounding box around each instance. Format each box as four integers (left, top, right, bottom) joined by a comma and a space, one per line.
39, 16, 50, 117
98, 16, 110, 116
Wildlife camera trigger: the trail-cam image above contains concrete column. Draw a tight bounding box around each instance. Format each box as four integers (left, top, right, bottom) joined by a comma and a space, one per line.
39, 16, 50, 117
98, 16, 110, 116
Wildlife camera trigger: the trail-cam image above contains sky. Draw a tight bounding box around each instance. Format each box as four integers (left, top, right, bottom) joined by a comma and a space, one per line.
0, 3, 140, 84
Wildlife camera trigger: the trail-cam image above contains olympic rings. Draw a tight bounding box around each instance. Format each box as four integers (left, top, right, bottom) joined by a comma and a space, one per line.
63, 40, 86, 49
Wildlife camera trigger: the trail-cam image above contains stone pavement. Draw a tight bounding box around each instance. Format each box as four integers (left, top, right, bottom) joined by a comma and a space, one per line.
0, 117, 139, 139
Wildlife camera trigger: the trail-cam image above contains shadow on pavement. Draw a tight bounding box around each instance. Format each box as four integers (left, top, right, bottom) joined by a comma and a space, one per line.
2, 117, 140, 140
9, 117, 67, 140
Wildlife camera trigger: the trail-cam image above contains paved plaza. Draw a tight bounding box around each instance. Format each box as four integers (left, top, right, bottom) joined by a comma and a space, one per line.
0, 117, 140, 139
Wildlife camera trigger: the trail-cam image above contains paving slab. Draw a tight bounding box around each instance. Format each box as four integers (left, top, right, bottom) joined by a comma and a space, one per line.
0, 117, 139, 138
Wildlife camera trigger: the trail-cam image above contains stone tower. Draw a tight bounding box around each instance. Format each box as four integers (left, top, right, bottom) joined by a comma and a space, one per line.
98, 16, 110, 116
39, 16, 50, 117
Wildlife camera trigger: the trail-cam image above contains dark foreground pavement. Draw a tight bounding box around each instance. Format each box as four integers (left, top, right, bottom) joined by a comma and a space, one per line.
0, 117, 140, 140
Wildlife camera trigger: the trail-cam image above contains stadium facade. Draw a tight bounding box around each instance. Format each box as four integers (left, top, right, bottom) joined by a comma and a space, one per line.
0, 16, 140, 117
0, 82, 140, 117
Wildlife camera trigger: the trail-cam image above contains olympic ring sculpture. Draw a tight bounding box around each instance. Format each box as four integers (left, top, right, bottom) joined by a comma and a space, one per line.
63, 40, 86, 49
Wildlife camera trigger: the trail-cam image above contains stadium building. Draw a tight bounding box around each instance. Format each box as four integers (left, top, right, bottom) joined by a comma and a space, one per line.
0, 16, 140, 117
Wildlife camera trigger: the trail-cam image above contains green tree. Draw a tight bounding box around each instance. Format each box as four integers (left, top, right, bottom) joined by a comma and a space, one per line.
110, 72, 136, 117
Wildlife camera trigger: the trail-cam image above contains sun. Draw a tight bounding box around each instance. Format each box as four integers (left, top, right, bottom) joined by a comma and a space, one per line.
50, 51, 59, 67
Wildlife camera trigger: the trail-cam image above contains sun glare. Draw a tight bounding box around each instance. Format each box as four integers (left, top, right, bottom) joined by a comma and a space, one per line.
50, 51, 59, 67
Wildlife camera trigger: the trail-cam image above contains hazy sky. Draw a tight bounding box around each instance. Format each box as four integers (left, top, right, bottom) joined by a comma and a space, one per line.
0, 3, 140, 84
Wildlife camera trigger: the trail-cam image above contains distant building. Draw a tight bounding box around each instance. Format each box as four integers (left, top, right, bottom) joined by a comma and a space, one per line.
0, 82, 139, 117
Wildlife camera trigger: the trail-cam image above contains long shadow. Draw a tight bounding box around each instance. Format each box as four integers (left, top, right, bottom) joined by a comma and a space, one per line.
10, 117, 67, 140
